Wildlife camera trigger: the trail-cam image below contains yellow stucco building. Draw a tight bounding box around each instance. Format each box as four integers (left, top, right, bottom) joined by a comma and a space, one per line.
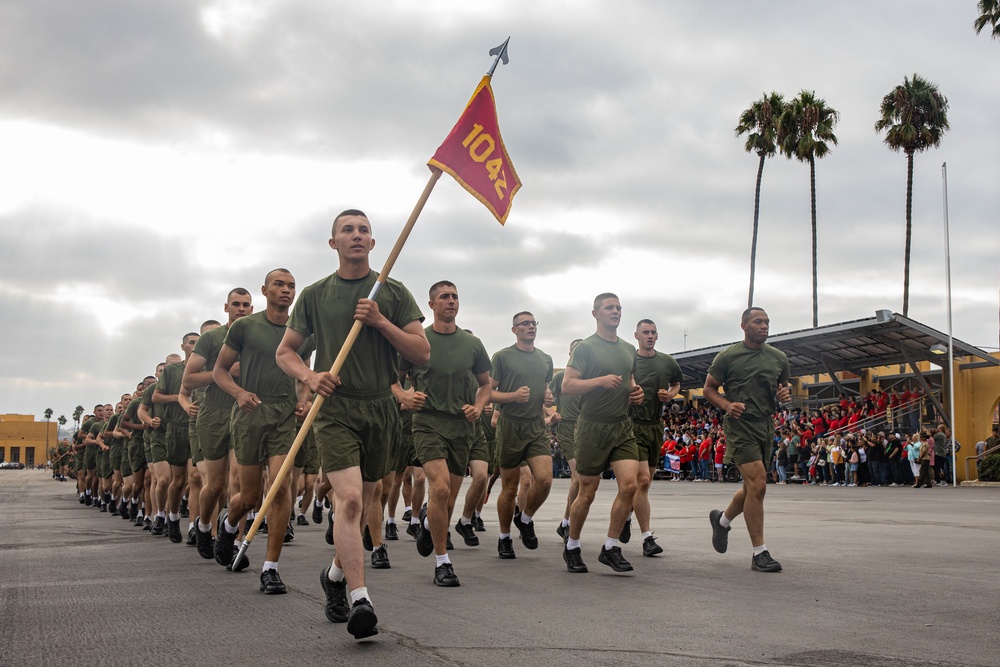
0, 414, 58, 467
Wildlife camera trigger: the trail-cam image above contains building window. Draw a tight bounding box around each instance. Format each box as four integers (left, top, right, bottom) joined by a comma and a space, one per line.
11, 447, 20, 463
26, 447, 35, 466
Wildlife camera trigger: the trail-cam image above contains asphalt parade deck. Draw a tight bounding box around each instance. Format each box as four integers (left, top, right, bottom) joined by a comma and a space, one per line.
1, 471, 998, 667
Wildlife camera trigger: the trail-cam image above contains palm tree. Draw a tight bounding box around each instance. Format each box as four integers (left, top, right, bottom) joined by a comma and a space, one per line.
874, 74, 949, 317
777, 90, 840, 328
73, 405, 84, 430
974, 0, 1000, 40
58, 415, 67, 431
735, 92, 784, 308
44, 408, 53, 458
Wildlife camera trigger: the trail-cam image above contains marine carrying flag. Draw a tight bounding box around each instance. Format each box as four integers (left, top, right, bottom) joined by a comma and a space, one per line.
428, 76, 522, 225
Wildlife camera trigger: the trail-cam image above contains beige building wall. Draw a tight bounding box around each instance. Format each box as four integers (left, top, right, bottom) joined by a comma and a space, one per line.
0, 414, 58, 466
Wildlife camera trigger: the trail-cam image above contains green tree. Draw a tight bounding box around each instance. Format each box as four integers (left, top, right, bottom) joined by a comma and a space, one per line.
44, 408, 53, 458
777, 90, 840, 328
735, 92, 784, 309
58, 415, 67, 429
974, 0, 1000, 41
73, 405, 84, 430
874, 74, 949, 317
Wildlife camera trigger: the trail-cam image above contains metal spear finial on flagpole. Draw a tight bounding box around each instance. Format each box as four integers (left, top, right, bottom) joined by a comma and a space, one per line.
487, 37, 510, 77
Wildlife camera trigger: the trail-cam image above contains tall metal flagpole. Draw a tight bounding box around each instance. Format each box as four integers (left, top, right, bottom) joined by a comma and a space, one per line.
233, 40, 512, 569
943, 162, 957, 487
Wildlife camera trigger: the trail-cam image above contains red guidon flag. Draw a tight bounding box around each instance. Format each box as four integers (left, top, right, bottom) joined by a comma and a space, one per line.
428, 76, 522, 225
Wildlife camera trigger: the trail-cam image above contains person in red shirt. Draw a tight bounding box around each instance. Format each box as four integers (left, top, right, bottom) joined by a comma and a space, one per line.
713, 437, 726, 482
698, 436, 713, 481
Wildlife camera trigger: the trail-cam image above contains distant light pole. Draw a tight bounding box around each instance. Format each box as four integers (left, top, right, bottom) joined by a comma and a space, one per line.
942, 163, 956, 487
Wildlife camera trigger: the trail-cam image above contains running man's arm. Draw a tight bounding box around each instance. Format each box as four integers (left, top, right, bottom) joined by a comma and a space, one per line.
462, 371, 493, 422
703, 374, 745, 419
560, 366, 624, 396
180, 352, 213, 391
353, 301, 429, 366
213, 344, 258, 413
276, 328, 339, 398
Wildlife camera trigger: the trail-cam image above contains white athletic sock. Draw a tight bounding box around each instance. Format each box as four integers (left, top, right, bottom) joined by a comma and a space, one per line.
247, 510, 256, 520
473, 511, 481, 518
410, 517, 420, 526
168, 512, 179, 522
188, 521, 194, 531
753, 544, 767, 556
224, 518, 238, 534
435, 553, 450, 566
404, 505, 412, 514
327, 563, 345, 582
560, 518, 570, 527
198, 520, 212, 533
387, 517, 396, 524
719, 514, 732, 529
423, 516, 430, 530
314, 498, 323, 508
604, 537, 620, 550
349, 587, 370, 605
459, 516, 471, 525
80, 492, 85, 498
627, 511, 634, 520
566, 538, 581, 550
156, 511, 165, 519
521, 512, 533, 524
85, 490, 91, 496
499, 532, 511, 540
262, 560, 278, 573
641, 531, 653, 541
296, 495, 303, 505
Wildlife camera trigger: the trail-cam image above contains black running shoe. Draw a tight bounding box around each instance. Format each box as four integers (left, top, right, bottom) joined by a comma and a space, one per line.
472, 515, 485, 532
384, 522, 398, 541
446, 532, 454, 551
179, 497, 189, 519
347, 598, 379, 640
325, 511, 335, 546
129, 503, 139, 522
311, 502, 323, 525
371, 545, 390, 569
151, 516, 165, 536
85, 495, 92, 506
79, 495, 86, 505
598, 545, 633, 572
751, 550, 782, 572
142, 517, 152, 531
709, 509, 730, 554
167, 518, 183, 543
296, 514, 309, 527
563, 546, 588, 573
230, 549, 250, 572
260, 568, 287, 594
619, 517, 632, 544
416, 507, 434, 557
215, 511, 236, 567
100, 502, 108, 513
284, 522, 294, 544
109, 502, 120, 516
642, 535, 663, 557
320, 568, 349, 623
556, 523, 569, 542
454, 519, 479, 547
434, 562, 460, 587
186, 525, 197, 546
362, 525, 373, 552
513, 511, 538, 549
405, 523, 420, 539
401, 508, 412, 523
497, 536, 516, 559
120, 501, 131, 520
324, 497, 331, 509
194, 521, 215, 560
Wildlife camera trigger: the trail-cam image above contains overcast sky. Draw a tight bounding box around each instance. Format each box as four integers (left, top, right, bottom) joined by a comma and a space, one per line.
1, 1, 998, 425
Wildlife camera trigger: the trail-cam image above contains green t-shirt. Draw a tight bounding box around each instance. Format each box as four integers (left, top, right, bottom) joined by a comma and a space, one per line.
405, 326, 491, 415
193, 324, 236, 408
224, 311, 300, 400
567, 334, 637, 421
140, 384, 161, 420
105, 412, 122, 445
490, 345, 553, 420
123, 398, 143, 442
79, 418, 95, 445
89, 419, 107, 445
288, 270, 424, 395
549, 369, 581, 422
707, 342, 791, 421
629, 350, 683, 423
156, 362, 189, 427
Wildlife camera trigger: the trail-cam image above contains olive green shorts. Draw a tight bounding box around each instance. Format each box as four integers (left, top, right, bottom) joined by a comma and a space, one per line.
299, 428, 319, 475
165, 422, 191, 467
574, 417, 639, 477
556, 419, 577, 462
120, 445, 133, 478
196, 402, 233, 463
188, 418, 203, 466
230, 400, 297, 467
495, 415, 550, 470
468, 421, 493, 466
314, 392, 399, 483
129, 438, 147, 473
633, 422, 663, 468
722, 416, 772, 466
110, 440, 124, 471
149, 428, 168, 464
74, 449, 86, 471
413, 412, 476, 477
96, 450, 113, 479
83, 446, 97, 471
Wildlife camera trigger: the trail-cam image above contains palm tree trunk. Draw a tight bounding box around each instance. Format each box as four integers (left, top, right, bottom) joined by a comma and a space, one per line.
748, 153, 765, 308
810, 156, 818, 328
902, 150, 914, 317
